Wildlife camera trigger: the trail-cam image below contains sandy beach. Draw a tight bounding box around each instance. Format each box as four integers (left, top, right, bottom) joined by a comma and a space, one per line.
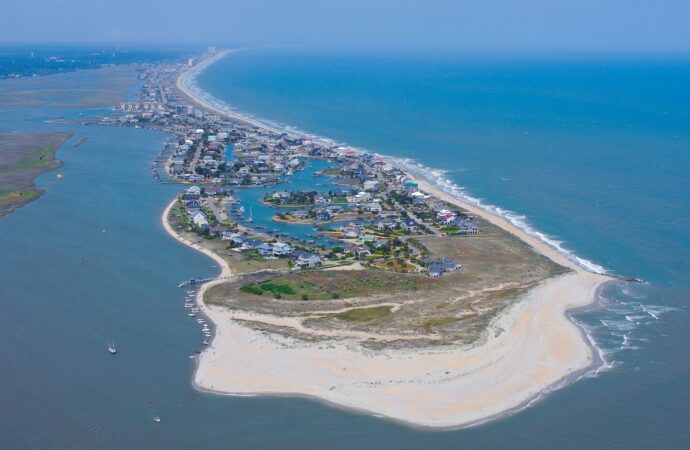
166, 52, 612, 428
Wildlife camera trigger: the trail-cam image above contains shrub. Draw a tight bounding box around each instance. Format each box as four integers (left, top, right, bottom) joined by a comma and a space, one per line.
240, 284, 264, 295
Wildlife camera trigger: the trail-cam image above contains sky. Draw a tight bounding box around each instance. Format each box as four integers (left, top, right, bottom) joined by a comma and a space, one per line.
1, 0, 689, 54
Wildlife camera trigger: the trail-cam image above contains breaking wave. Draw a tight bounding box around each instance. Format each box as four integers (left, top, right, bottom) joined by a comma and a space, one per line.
183, 54, 682, 380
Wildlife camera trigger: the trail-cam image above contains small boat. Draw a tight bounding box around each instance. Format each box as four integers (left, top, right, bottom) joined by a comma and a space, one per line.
188, 313, 196, 317
247, 205, 254, 223
153, 416, 161, 423
202, 339, 209, 345
107, 340, 117, 355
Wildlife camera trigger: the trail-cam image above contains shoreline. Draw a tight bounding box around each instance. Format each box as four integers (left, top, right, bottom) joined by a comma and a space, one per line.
166, 51, 612, 428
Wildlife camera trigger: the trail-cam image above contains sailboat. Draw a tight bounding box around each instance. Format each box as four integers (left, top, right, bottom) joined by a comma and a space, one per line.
247, 205, 254, 223
107, 339, 117, 355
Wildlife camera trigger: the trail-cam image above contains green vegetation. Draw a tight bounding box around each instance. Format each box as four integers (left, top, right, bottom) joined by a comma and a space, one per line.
0, 189, 40, 210
0, 132, 71, 218
240, 281, 296, 297
335, 306, 392, 322
229, 269, 432, 302
321, 168, 342, 176
240, 284, 264, 295
422, 316, 456, 330
10, 145, 57, 170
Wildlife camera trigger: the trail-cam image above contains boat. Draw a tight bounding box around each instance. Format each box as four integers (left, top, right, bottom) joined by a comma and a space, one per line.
202, 339, 209, 345
153, 416, 161, 423
188, 313, 196, 317
107, 340, 117, 355
247, 205, 254, 223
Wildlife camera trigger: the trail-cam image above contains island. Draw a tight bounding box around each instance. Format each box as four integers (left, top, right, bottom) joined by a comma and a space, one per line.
107, 49, 611, 428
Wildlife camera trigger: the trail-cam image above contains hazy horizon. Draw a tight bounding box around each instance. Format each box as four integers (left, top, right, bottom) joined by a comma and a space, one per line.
2, 0, 689, 54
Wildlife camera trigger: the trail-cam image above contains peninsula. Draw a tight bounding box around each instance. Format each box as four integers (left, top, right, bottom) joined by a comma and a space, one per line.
108, 49, 611, 428
0, 131, 71, 217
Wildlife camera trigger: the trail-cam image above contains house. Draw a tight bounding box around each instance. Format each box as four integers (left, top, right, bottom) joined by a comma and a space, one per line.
373, 239, 389, 249
293, 250, 321, 268
367, 202, 382, 213
326, 204, 344, 214
204, 186, 221, 196
290, 209, 309, 219
424, 257, 462, 277
272, 191, 290, 200
344, 245, 371, 258
401, 218, 417, 231
272, 241, 293, 256
257, 243, 273, 257
428, 263, 445, 278
440, 257, 462, 271
191, 212, 209, 228
363, 180, 381, 191
315, 211, 332, 222
240, 238, 264, 251
184, 185, 201, 197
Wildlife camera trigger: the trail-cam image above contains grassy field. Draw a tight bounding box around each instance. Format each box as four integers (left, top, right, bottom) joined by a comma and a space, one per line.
230, 269, 431, 301
0, 132, 71, 217
335, 306, 392, 322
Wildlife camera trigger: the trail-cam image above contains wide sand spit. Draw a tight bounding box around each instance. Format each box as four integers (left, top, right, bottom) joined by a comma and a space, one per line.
168, 52, 611, 428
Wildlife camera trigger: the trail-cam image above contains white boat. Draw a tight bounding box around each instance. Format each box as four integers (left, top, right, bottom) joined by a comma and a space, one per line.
247, 205, 254, 223
153, 416, 161, 423
188, 313, 196, 317
107, 340, 117, 355
202, 339, 209, 345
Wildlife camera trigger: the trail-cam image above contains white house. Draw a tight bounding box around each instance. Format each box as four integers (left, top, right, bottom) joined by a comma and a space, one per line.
293, 250, 321, 268
363, 180, 381, 191
191, 212, 209, 227
272, 241, 293, 256
186, 185, 201, 196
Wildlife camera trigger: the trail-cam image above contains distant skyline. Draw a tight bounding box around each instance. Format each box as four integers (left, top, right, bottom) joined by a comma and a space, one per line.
2, 0, 690, 54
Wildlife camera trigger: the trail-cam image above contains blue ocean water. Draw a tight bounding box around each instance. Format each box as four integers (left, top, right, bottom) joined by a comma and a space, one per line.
0, 52, 688, 449
196, 50, 690, 446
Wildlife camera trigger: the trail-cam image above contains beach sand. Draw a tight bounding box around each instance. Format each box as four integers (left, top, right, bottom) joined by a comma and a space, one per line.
166, 52, 611, 428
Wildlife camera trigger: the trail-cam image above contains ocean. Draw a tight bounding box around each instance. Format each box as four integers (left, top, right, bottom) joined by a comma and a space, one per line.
0, 51, 688, 448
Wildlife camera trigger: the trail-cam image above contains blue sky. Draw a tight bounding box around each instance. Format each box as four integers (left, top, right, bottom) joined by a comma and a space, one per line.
2, 0, 689, 53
